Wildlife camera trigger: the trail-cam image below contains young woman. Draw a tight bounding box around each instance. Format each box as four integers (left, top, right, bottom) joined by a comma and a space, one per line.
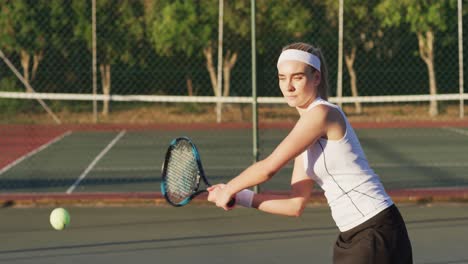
207, 42, 413, 263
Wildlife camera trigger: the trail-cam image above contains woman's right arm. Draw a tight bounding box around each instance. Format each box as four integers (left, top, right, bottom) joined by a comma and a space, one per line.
252, 153, 314, 217
213, 105, 329, 210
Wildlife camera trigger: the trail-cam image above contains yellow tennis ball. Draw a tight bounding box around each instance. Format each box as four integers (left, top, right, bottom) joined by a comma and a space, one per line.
49, 208, 70, 230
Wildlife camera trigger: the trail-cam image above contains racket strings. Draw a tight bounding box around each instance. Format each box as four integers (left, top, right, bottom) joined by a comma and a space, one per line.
165, 141, 200, 203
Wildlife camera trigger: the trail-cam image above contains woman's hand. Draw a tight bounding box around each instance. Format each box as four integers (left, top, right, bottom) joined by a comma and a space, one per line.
215, 185, 235, 210
207, 184, 235, 210
207, 184, 225, 203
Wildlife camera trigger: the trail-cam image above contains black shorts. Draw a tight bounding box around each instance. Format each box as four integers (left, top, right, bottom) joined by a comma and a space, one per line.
333, 204, 413, 264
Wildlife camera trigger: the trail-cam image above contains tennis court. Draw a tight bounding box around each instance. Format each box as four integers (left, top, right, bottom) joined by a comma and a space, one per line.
1, 204, 468, 264
1, 124, 467, 194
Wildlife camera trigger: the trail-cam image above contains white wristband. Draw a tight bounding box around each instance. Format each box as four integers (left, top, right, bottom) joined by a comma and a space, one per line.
235, 189, 255, 208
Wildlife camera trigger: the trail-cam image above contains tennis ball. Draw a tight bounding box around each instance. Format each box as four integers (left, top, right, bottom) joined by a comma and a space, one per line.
49, 208, 70, 231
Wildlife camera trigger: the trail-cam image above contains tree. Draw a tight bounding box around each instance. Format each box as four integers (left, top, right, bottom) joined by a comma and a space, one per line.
0, 0, 75, 123
323, 0, 382, 114
376, 0, 456, 116
72, 0, 145, 116
145, 0, 233, 98
0, 0, 70, 89
144, 0, 312, 100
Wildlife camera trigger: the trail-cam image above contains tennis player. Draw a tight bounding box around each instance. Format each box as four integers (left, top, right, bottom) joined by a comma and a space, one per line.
207, 42, 413, 263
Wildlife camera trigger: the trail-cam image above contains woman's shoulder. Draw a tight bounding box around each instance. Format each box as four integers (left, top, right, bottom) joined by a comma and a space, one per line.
305, 102, 337, 117
304, 103, 346, 126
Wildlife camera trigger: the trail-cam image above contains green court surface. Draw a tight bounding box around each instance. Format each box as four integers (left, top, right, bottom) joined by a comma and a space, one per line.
1, 126, 467, 193
1, 204, 467, 264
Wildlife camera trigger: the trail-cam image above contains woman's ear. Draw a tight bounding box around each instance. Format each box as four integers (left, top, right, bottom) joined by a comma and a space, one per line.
313, 71, 321, 87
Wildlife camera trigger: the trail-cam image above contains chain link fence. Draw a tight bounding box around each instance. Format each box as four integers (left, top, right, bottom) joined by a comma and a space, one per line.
0, 0, 465, 119
0, 0, 467, 193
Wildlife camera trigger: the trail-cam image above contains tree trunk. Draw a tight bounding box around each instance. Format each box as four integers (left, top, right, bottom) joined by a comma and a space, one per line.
100, 63, 111, 116
203, 45, 218, 96
19, 49, 44, 92
186, 76, 193, 96
417, 31, 438, 116
344, 47, 362, 114
15, 49, 60, 123
222, 50, 238, 97
32, 50, 44, 81
20, 50, 31, 92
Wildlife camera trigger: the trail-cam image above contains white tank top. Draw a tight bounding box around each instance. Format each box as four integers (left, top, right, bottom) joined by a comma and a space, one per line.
303, 98, 393, 232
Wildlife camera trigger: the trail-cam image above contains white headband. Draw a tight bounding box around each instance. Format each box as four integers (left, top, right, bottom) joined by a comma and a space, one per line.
277, 49, 321, 72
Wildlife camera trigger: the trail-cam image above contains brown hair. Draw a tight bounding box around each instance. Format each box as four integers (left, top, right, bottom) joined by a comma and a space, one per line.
282, 42, 329, 100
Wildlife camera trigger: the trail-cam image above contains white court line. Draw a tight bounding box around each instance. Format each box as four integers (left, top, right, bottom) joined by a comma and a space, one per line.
92, 163, 467, 172
0, 131, 72, 176
66, 130, 126, 194
443, 127, 468, 137
371, 162, 468, 168
92, 165, 251, 172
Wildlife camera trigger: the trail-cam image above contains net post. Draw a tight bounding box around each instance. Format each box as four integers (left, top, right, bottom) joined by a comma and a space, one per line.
92, 0, 98, 123
458, 0, 464, 119
336, 0, 344, 108
251, 0, 260, 194
216, 0, 224, 123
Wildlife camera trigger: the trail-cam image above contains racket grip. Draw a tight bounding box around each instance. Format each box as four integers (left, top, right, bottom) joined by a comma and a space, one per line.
227, 198, 236, 208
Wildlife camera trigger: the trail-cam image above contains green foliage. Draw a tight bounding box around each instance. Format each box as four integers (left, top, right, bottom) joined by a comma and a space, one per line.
0, 77, 28, 113
323, 0, 382, 51
0, 0, 463, 101
224, 1, 250, 38
72, 0, 145, 64
255, 1, 313, 52
0, 0, 47, 52
49, 1, 80, 59
226, 1, 313, 51
0, 0, 76, 53
147, 1, 214, 56
375, 0, 457, 33
145, 0, 314, 56
71, 0, 91, 44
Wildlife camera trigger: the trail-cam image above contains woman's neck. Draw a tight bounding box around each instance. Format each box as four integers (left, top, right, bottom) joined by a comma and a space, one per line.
296, 96, 321, 116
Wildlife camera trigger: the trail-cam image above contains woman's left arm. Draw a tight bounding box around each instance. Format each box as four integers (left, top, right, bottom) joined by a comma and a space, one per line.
250, 153, 314, 217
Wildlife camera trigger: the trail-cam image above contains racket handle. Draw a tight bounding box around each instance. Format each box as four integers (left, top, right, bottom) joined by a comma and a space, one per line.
227, 198, 236, 208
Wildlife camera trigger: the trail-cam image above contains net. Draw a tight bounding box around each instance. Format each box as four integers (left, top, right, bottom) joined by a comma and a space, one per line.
0, 91, 466, 124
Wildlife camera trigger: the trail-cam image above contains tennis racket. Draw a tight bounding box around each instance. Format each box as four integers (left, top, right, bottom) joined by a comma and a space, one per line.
160, 136, 235, 207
